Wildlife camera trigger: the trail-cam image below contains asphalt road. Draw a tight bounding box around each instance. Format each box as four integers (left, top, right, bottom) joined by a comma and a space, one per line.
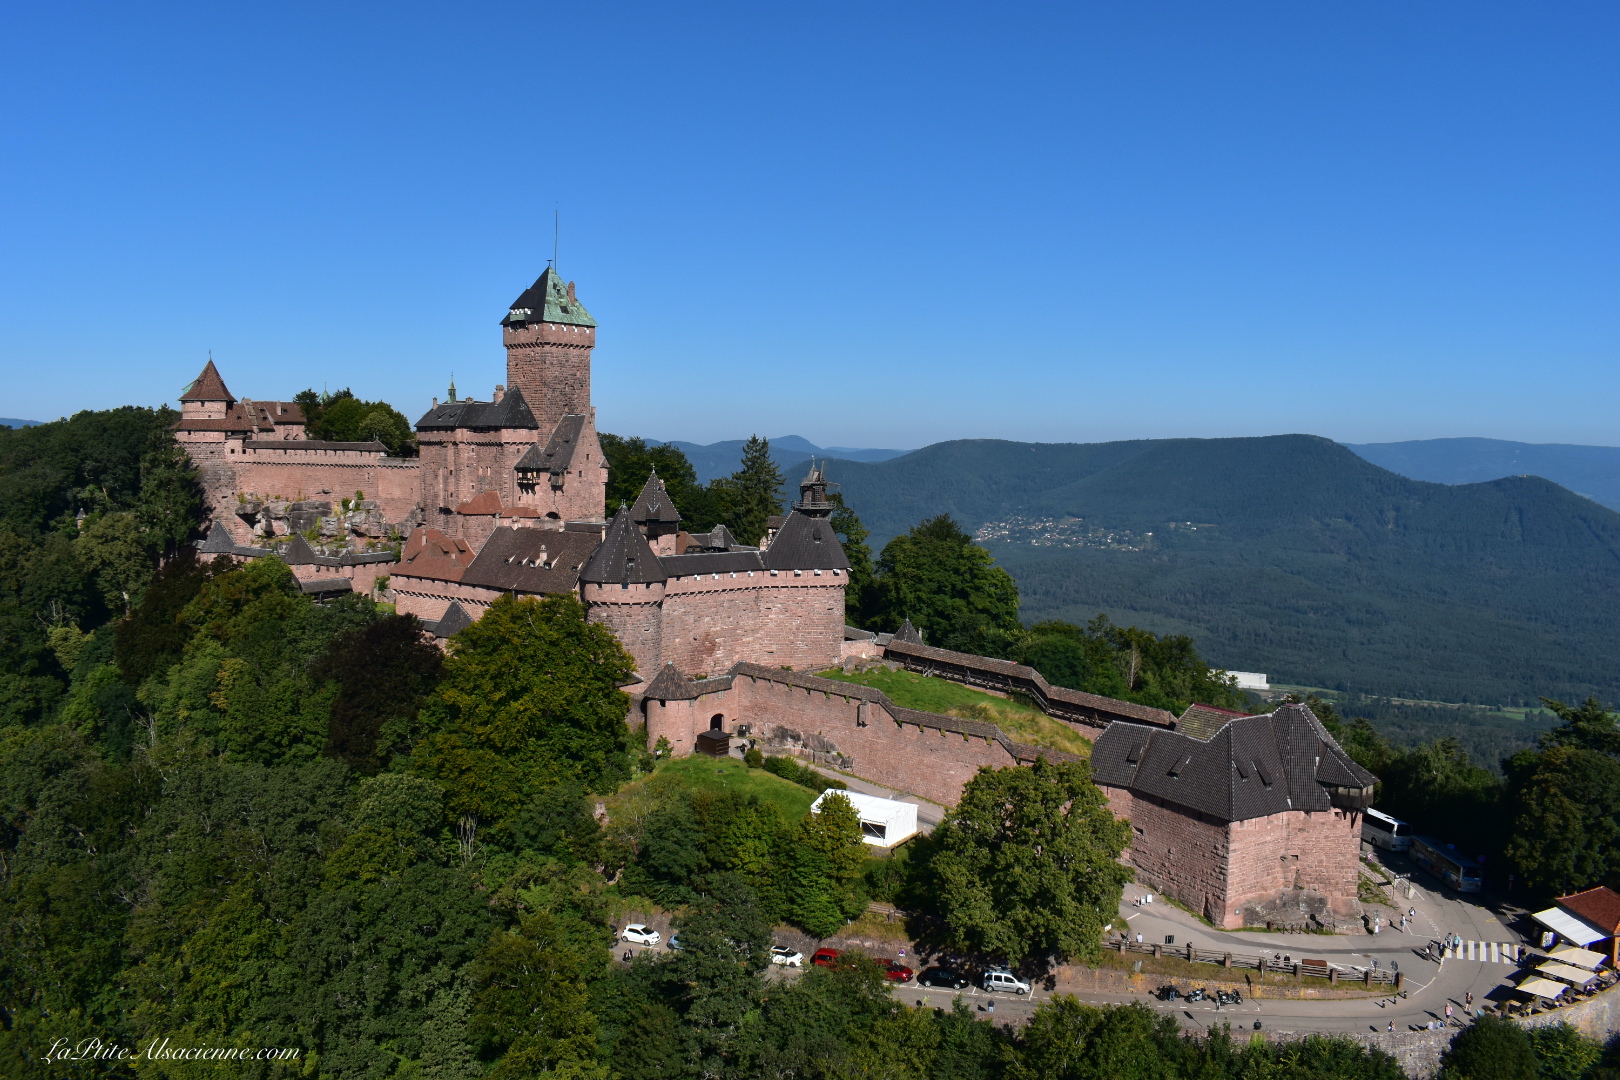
615, 847, 1531, 1035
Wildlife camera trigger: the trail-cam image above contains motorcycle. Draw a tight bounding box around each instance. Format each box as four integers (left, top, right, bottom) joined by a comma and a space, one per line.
1215, 990, 1243, 1006
1185, 988, 1207, 1003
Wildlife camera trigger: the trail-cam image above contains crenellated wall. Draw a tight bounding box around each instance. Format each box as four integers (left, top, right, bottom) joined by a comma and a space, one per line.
659, 571, 846, 676
642, 667, 1038, 808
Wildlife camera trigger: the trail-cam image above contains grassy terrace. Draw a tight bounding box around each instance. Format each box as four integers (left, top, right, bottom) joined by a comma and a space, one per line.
611, 755, 819, 820
817, 667, 1092, 757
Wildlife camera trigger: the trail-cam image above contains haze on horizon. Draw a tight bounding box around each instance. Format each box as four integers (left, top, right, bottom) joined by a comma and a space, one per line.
1, 3, 1615, 449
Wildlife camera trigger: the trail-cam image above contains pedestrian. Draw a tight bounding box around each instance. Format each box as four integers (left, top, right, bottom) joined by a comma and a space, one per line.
1465, 992, 1472, 1007
1137, 933, 1143, 944
987, 998, 995, 1015
1445, 1004, 1453, 1020
1388, 1020, 1395, 1032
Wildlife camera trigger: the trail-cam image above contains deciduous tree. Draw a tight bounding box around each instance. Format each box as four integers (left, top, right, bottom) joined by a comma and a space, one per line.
928, 758, 1131, 965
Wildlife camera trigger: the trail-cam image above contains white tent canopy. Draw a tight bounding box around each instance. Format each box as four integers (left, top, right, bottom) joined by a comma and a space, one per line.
1532, 907, 1609, 948
1538, 962, 1601, 987
810, 790, 920, 847
1515, 976, 1569, 1000
1547, 945, 1608, 971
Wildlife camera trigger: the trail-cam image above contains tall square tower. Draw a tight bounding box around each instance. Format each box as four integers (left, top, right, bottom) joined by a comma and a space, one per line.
501, 267, 596, 434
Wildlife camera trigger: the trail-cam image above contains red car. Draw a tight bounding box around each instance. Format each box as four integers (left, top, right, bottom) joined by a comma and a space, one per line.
811, 948, 842, 967
876, 959, 914, 983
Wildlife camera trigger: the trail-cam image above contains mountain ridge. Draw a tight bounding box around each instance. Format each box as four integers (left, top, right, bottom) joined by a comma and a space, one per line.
818, 434, 1620, 707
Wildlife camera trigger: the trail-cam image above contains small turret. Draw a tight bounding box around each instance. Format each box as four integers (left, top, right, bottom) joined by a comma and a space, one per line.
793, 462, 834, 517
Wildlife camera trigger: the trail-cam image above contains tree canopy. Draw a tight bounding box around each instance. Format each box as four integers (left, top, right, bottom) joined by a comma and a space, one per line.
927, 757, 1133, 965
294, 387, 417, 456
864, 514, 1021, 650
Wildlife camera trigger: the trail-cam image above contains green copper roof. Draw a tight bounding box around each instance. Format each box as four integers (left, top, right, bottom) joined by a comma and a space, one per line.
502, 267, 596, 328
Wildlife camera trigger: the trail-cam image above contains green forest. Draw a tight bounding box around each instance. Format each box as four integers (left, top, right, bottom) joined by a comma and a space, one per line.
4, 412, 1619, 1078
826, 434, 1620, 710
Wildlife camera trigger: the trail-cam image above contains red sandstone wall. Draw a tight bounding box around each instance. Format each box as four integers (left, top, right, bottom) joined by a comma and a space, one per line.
643, 676, 1018, 807
392, 575, 507, 624
582, 582, 665, 682
1104, 787, 1363, 928
504, 322, 594, 434
659, 572, 845, 675
1105, 788, 1235, 924
1224, 808, 1363, 921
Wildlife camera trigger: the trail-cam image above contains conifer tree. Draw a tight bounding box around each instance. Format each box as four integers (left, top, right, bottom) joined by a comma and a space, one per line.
723, 435, 784, 547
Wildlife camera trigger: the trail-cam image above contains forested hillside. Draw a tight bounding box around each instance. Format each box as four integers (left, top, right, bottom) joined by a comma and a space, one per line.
827, 435, 1620, 706
1349, 437, 1620, 512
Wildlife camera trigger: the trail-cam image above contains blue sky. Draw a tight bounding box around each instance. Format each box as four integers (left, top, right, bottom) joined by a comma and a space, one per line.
2, 2, 1615, 448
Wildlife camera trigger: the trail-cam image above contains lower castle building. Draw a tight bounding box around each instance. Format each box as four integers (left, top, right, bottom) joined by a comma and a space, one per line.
178, 264, 1375, 930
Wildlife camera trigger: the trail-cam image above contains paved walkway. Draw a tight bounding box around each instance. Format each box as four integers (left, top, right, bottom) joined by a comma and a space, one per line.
1099, 851, 1526, 1033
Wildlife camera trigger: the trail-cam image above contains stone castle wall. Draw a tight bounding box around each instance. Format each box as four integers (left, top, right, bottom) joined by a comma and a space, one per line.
660, 571, 845, 676
1105, 786, 1363, 928
644, 672, 1023, 807
582, 583, 667, 680
504, 322, 594, 433
183, 433, 422, 545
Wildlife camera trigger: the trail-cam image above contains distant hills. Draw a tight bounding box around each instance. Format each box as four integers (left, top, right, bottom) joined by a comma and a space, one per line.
821, 435, 1620, 708
1346, 438, 1620, 513
658, 435, 910, 484
0, 418, 42, 429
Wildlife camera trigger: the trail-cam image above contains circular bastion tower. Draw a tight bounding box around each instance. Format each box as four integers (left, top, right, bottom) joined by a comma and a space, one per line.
578, 505, 668, 682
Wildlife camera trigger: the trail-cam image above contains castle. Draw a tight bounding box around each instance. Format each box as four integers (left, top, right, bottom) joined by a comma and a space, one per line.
179, 267, 1375, 931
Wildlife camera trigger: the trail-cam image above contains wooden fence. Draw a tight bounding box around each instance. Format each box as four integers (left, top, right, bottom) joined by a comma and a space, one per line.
1112, 936, 1405, 988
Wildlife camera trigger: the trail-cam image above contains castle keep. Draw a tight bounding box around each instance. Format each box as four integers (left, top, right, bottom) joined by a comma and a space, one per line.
180, 266, 1374, 930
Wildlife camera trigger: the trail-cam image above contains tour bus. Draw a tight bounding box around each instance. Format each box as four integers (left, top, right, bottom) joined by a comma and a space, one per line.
1410, 835, 1484, 893
1361, 808, 1412, 852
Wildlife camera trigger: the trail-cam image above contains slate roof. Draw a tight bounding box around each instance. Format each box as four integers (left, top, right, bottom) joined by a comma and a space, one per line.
428, 601, 473, 639
195, 520, 270, 557
515, 413, 587, 476
502, 267, 596, 328
893, 620, 923, 645
459, 527, 599, 593
643, 663, 700, 700
282, 534, 320, 564
1557, 888, 1620, 934
682, 524, 737, 552
579, 508, 666, 585
415, 386, 539, 431
299, 577, 353, 595
1177, 703, 1253, 741
630, 471, 681, 524
242, 439, 384, 452
180, 360, 235, 403
761, 511, 850, 572
1090, 703, 1377, 824
662, 551, 763, 576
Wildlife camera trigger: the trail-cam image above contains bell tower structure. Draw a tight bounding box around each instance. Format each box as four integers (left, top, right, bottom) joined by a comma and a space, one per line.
501, 267, 596, 435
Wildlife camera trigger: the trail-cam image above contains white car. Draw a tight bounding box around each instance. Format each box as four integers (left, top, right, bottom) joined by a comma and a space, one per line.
770, 946, 804, 968
983, 969, 1031, 995
621, 924, 661, 946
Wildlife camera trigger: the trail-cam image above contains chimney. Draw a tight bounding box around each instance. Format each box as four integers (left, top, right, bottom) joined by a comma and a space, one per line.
493, 384, 505, 403
567, 281, 576, 302
432, 396, 438, 407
